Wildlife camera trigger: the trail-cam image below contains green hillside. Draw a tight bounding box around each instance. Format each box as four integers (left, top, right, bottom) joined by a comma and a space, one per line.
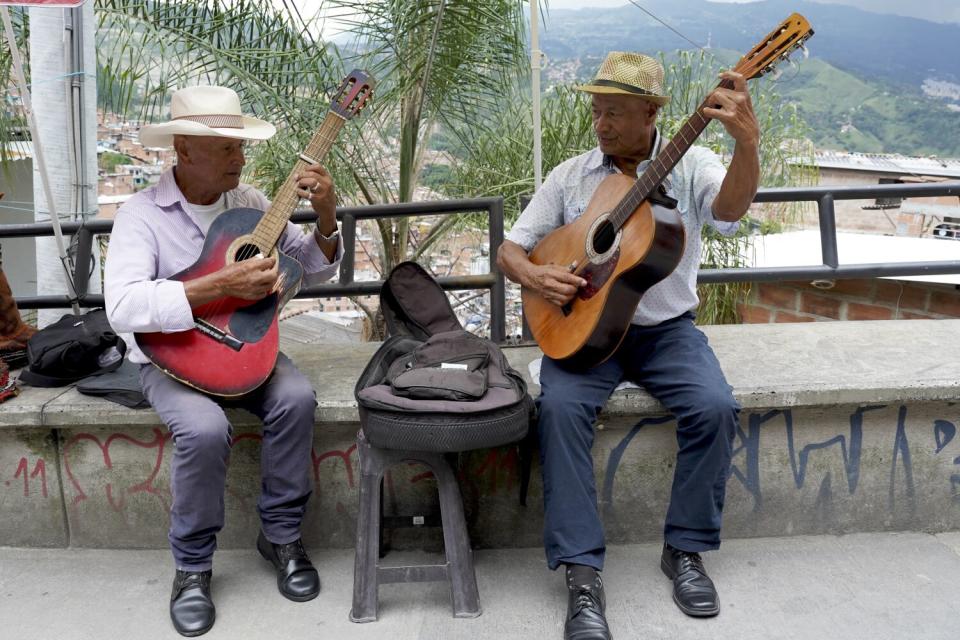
777, 59, 960, 156
543, 50, 960, 158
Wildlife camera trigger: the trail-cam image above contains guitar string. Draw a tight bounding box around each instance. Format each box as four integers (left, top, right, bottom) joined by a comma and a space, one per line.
562, 2, 712, 277
193, 110, 351, 328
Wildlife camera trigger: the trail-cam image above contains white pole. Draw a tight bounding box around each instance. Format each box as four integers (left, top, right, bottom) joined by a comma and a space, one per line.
531, 0, 543, 191
1, 6, 80, 316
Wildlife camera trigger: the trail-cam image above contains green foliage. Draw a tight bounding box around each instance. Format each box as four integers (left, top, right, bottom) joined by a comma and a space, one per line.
98, 150, 128, 173
95, 0, 342, 167
94, 0, 377, 267
325, 0, 529, 277
420, 163, 454, 191
446, 49, 817, 326
0, 7, 30, 163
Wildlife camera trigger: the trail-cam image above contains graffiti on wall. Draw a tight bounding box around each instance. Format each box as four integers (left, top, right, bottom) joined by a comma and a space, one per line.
601, 404, 960, 513
5, 456, 47, 497
4, 404, 959, 525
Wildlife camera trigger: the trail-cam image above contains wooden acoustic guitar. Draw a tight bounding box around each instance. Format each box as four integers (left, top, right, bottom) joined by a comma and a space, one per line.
136, 70, 374, 396
522, 14, 813, 369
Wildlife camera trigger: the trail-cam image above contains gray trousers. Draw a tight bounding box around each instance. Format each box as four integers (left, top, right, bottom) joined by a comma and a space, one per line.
140, 353, 317, 571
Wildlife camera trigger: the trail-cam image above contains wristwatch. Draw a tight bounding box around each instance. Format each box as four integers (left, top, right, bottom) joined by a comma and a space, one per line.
314, 224, 340, 243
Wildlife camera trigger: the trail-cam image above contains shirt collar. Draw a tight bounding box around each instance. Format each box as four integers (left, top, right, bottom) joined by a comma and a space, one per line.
154, 167, 221, 235
154, 167, 189, 210
590, 128, 662, 173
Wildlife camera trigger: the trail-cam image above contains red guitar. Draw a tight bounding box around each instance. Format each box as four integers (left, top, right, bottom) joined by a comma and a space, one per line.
136, 70, 374, 396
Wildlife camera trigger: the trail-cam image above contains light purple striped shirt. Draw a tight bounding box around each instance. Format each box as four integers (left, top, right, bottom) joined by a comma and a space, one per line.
104, 168, 342, 363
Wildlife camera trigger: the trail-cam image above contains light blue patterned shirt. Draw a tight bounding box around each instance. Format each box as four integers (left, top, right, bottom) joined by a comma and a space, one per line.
506, 130, 737, 326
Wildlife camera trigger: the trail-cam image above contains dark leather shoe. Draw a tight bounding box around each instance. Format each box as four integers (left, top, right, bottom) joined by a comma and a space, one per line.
564, 565, 612, 640
257, 530, 320, 602
660, 543, 720, 617
169, 569, 215, 637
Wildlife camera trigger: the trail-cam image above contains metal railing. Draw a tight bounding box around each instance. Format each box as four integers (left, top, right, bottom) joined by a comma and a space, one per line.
699, 181, 960, 284
4, 182, 960, 343
2, 197, 507, 341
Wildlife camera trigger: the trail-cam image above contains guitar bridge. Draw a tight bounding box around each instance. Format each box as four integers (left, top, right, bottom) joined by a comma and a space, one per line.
195, 319, 244, 352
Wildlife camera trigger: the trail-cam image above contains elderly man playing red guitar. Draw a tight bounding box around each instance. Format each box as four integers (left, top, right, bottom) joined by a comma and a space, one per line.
104, 85, 343, 637
499, 51, 760, 639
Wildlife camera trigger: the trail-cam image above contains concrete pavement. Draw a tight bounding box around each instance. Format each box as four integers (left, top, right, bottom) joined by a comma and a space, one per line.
2, 531, 960, 640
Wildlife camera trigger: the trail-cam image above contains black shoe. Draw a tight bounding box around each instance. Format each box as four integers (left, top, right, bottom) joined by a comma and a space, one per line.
564, 564, 612, 640
257, 530, 320, 602
660, 543, 720, 617
169, 569, 215, 637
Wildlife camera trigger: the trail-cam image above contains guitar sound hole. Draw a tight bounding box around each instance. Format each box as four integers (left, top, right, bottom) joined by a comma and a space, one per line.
234, 243, 263, 261
592, 220, 616, 255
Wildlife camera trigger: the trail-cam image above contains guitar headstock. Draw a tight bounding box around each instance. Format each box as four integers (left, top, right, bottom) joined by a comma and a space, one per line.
330, 69, 375, 120
734, 13, 814, 81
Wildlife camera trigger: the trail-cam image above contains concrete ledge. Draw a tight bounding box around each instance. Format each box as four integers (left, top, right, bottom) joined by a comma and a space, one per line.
2, 320, 959, 550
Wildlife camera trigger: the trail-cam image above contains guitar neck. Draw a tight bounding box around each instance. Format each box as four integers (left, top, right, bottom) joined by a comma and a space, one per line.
251, 112, 347, 251
610, 78, 735, 230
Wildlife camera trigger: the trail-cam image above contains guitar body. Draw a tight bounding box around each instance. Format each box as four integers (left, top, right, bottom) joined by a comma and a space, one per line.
135, 207, 304, 397
522, 173, 685, 369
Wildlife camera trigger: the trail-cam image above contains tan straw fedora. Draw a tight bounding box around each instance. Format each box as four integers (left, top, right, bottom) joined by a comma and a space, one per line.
138, 86, 276, 148
576, 52, 670, 106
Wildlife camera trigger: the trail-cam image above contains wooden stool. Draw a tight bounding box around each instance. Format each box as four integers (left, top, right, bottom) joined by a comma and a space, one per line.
350, 429, 481, 622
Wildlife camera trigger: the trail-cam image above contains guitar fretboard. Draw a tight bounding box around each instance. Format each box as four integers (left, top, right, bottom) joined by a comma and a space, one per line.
250, 112, 347, 251
609, 78, 735, 229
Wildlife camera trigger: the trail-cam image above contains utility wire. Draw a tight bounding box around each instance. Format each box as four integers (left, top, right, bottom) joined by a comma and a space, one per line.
627, 0, 706, 51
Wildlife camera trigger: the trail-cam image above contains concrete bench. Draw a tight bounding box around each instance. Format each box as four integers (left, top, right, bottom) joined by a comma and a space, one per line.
2, 320, 959, 551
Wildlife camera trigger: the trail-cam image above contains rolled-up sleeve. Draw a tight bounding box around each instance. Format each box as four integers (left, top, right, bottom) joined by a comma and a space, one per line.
687, 147, 739, 237
104, 209, 195, 334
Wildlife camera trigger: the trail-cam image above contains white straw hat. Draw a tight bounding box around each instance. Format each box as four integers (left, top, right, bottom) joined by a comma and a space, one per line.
138, 85, 277, 148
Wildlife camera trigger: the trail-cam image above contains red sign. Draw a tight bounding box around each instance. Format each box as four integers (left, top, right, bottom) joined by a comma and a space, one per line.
0, 0, 85, 6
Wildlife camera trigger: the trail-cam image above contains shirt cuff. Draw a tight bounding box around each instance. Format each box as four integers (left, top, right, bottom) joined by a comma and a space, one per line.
704, 189, 741, 237
157, 280, 196, 332
297, 231, 343, 275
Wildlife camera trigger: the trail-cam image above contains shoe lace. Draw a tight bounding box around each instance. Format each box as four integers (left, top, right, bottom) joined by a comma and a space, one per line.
174, 570, 210, 596
277, 539, 308, 564
574, 588, 601, 613
679, 551, 705, 574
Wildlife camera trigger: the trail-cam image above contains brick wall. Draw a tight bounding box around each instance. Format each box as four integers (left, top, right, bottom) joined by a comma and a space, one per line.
737, 279, 960, 323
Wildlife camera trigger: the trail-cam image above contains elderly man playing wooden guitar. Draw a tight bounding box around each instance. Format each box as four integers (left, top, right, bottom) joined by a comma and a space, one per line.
104, 86, 343, 637
498, 52, 760, 639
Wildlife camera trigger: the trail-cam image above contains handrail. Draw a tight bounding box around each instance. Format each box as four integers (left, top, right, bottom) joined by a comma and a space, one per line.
700, 181, 960, 283
3, 197, 507, 342
4, 182, 960, 342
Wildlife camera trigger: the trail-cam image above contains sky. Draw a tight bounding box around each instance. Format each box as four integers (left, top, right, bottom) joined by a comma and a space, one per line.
546, 0, 960, 25
286, 0, 960, 40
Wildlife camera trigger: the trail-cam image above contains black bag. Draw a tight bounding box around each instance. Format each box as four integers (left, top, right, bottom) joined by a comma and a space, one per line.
18, 309, 126, 387
355, 262, 533, 452
76, 359, 149, 409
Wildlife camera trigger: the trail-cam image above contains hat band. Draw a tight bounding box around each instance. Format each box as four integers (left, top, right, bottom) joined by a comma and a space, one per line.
174, 114, 244, 129
591, 79, 660, 98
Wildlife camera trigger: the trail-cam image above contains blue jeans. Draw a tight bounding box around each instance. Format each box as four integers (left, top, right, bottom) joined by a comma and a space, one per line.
537, 313, 739, 571
140, 353, 317, 571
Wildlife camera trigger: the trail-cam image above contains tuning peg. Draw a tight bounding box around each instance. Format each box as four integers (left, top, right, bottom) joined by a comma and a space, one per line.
800, 44, 810, 60
769, 66, 783, 81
